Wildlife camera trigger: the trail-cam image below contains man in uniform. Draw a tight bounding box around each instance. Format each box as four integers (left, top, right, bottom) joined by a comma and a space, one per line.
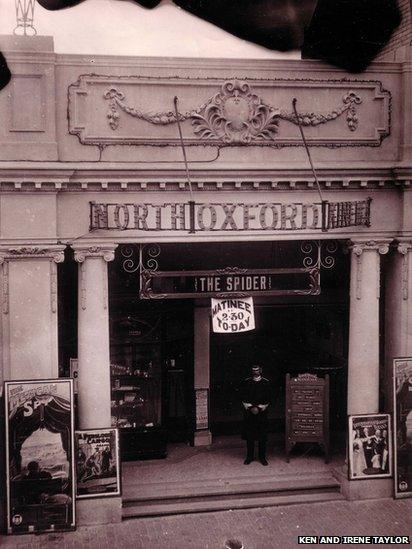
240, 365, 271, 465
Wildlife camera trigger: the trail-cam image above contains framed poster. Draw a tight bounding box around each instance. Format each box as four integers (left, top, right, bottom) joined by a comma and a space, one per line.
75, 428, 121, 499
348, 414, 392, 480
4, 379, 76, 535
393, 357, 412, 498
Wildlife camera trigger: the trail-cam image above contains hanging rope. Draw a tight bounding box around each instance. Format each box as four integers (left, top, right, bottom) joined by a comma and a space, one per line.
174, 96, 195, 233
173, 96, 194, 201
292, 98, 324, 203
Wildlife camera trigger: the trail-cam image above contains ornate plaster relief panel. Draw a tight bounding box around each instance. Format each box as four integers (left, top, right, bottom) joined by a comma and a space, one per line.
68, 75, 390, 148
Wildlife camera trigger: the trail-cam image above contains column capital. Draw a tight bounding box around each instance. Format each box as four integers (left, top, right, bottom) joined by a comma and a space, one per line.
72, 243, 118, 263
348, 239, 392, 256
0, 245, 65, 264
395, 239, 412, 255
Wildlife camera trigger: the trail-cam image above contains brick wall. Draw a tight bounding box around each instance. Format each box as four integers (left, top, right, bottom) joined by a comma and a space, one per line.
376, 0, 412, 60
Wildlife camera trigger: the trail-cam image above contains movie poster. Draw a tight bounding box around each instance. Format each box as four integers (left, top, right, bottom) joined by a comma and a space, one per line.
75, 428, 121, 499
393, 358, 412, 498
348, 414, 392, 480
4, 379, 75, 535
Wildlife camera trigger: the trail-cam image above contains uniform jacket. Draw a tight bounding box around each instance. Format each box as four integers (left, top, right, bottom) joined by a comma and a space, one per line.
240, 377, 272, 441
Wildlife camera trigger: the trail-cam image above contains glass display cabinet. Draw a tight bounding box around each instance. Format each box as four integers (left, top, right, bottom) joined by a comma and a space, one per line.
110, 313, 166, 460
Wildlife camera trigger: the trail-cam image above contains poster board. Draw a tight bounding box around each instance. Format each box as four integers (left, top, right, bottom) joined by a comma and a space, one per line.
195, 389, 209, 430
4, 379, 76, 535
393, 357, 412, 498
285, 373, 330, 463
75, 428, 121, 499
348, 414, 392, 480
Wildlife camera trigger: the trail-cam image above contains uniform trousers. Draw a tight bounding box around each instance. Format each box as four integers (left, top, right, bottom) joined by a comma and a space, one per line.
246, 437, 267, 460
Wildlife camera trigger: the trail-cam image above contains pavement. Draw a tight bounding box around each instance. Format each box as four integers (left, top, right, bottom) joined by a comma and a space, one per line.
0, 498, 411, 549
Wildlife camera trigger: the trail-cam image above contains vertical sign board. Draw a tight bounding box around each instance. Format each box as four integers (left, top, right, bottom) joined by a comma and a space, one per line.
4, 379, 76, 534
393, 358, 412, 498
285, 373, 330, 463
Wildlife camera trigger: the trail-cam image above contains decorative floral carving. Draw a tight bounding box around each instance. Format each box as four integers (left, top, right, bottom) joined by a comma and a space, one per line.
103, 80, 362, 144
4, 247, 65, 263
104, 87, 210, 131
215, 266, 248, 275
191, 80, 280, 144
280, 90, 361, 132
8, 247, 48, 255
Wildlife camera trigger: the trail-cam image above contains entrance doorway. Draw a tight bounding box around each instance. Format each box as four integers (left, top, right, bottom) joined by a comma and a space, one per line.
210, 303, 348, 439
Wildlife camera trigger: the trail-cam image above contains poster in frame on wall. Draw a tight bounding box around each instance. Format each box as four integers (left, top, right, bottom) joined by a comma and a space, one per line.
74, 428, 121, 499
348, 413, 392, 481
4, 378, 76, 535
393, 357, 412, 498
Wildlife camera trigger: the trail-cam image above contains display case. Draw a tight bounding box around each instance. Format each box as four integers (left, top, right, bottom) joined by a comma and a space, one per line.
109, 312, 167, 460
111, 362, 161, 429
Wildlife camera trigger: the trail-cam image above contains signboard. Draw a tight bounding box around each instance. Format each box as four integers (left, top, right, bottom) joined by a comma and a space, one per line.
4, 379, 76, 535
140, 267, 320, 299
348, 414, 392, 480
75, 429, 121, 499
211, 297, 255, 333
195, 389, 209, 430
90, 199, 371, 233
322, 199, 371, 231
285, 373, 330, 463
393, 357, 412, 498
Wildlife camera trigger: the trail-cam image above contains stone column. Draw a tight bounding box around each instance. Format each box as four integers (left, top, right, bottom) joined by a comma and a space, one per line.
339, 239, 391, 501
0, 245, 65, 383
384, 240, 412, 412
73, 244, 117, 429
73, 243, 121, 526
194, 306, 212, 446
347, 240, 390, 415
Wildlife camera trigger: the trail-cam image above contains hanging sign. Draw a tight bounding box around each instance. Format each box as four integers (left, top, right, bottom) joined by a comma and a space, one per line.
211, 297, 255, 333
140, 267, 320, 299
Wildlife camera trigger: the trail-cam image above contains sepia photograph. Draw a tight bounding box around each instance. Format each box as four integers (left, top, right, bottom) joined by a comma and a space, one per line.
0, 0, 411, 547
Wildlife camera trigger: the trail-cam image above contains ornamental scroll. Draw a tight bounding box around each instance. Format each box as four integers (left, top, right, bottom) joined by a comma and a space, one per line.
68, 75, 391, 148
104, 80, 360, 145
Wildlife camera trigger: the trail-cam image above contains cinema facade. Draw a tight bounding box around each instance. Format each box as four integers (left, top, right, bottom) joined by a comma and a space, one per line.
0, 34, 411, 524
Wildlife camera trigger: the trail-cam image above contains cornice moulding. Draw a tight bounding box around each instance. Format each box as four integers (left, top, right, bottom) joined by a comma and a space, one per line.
0, 245, 65, 262
1, 50, 401, 74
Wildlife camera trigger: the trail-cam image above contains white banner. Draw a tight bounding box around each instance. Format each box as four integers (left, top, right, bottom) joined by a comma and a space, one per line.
211, 297, 255, 333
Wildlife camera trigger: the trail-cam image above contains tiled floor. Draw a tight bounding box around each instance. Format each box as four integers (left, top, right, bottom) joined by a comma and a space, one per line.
123, 435, 344, 489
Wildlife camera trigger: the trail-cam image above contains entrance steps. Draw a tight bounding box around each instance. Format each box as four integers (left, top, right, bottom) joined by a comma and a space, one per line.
122, 472, 343, 519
